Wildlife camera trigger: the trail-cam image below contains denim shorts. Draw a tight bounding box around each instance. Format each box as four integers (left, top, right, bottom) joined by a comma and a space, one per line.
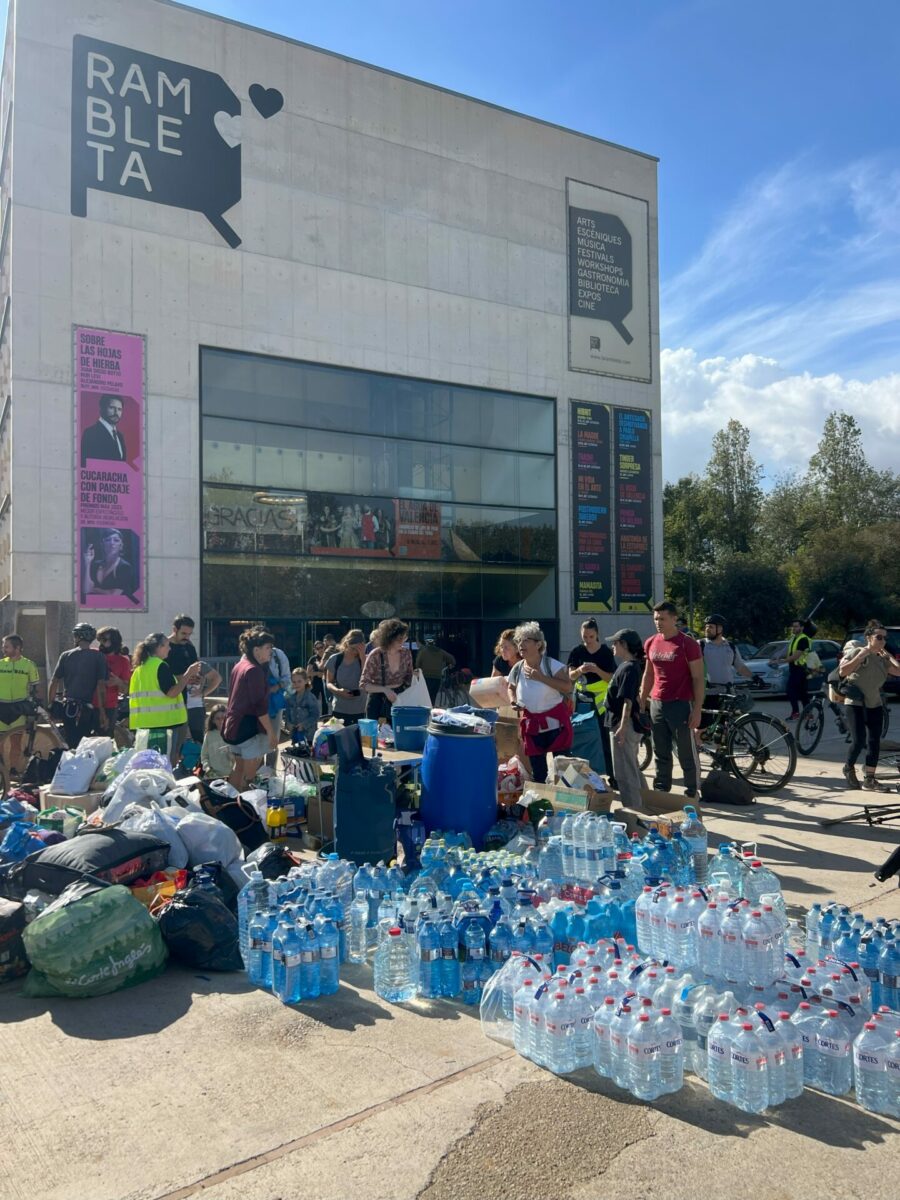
232, 732, 269, 760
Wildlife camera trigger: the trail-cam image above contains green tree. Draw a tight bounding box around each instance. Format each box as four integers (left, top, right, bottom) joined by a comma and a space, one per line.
792, 530, 887, 635
703, 554, 793, 643
701, 419, 763, 556
757, 472, 817, 562
807, 411, 900, 529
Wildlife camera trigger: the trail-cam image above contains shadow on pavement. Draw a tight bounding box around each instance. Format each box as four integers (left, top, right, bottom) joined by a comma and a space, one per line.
290, 980, 396, 1031
569, 1071, 898, 1147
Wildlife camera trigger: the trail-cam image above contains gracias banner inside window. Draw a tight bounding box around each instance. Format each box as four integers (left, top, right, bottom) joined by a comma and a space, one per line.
74, 326, 147, 610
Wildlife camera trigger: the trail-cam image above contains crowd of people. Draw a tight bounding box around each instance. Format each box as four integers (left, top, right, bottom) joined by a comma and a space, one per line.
1, 605, 897, 799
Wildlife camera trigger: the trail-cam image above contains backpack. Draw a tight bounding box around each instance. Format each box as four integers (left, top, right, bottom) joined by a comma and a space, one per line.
21, 746, 64, 787
700, 768, 755, 806
509, 655, 574, 713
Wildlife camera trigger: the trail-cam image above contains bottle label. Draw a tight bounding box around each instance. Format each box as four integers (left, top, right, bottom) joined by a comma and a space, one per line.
321, 946, 337, 960
300, 950, 318, 963
627, 1038, 661, 1058
419, 948, 438, 962
709, 1038, 728, 1059
881, 972, 900, 989
886, 1054, 900, 1076
442, 947, 457, 960
284, 953, 302, 968
816, 1034, 850, 1058
853, 1048, 884, 1072
731, 1048, 767, 1071
469, 948, 485, 960
661, 1034, 683, 1055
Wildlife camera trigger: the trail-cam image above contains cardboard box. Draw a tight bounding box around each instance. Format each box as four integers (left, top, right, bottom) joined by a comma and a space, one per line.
525, 781, 613, 814
616, 789, 702, 837
38, 784, 102, 814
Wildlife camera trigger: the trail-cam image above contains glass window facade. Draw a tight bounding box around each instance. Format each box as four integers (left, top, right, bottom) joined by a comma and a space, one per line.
200, 349, 558, 661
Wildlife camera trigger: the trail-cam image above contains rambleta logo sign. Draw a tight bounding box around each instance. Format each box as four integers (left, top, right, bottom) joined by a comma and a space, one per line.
70, 36, 283, 248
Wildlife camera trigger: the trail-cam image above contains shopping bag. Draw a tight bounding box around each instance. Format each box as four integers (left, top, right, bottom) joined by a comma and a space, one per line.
392, 669, 432, 709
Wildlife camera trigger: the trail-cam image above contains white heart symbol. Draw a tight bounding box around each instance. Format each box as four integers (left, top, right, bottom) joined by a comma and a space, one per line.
214, 111, 241, 148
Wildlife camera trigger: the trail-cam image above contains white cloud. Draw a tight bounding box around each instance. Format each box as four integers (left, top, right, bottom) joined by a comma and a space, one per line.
661, 347, 900, 482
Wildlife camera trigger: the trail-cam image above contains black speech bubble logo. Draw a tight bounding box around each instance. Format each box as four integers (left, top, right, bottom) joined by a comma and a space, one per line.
71, 36, 281, 249
569, 207, 634, 344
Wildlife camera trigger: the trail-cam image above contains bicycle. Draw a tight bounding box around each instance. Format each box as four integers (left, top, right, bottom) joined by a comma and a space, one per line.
637, 689, 797, 793
0, 698, 67, 797
796, 692, 891, 756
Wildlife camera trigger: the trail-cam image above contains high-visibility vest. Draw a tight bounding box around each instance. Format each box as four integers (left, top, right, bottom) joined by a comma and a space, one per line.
129, 658, 187, 729
578, 675, 609, 714
787, 634, 808, 667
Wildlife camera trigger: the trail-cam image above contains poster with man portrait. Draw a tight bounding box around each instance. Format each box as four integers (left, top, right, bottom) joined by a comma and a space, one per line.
74, 326, 146, 609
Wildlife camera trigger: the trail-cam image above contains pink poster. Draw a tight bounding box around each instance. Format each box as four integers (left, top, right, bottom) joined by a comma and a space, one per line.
75, 326, 146, 610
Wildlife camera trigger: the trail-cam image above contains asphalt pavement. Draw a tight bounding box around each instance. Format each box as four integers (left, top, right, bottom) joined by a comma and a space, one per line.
1, 699, 898, 1200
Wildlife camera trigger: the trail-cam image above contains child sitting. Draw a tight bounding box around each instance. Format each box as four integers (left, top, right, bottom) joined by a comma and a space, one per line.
286, 668, 320, 745
200, 704, 236, 780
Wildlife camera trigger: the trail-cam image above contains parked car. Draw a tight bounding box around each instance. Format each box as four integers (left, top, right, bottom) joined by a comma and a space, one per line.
743, 639, 842, 695
846, 626, 900, 697
736, 642, 758, 661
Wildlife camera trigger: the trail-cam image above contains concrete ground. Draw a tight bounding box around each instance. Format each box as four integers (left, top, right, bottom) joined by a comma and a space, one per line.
1, 700, 899, 1200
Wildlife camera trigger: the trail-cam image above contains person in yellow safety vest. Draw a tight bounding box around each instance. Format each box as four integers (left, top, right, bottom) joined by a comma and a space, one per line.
129, 632, 202, 759
567, 618, 617, 788
773, 618, 812, 721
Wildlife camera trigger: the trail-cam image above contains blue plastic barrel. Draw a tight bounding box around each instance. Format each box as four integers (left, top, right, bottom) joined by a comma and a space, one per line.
420, 725, 498, 849
392, 706, 430, 752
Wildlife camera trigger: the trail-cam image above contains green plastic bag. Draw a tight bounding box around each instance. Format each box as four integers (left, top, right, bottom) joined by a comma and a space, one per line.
22, 882, 167, 997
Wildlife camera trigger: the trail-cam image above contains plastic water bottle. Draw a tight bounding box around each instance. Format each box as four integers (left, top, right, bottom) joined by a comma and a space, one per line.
561, 812, 577, 882
417, 915, 443, 999
374, 927, 415, 1003
592, 996, 617, 1077
655, 1007, 684, 1094
461, 924, 487, 1005
247, 908, 270, 988
817, 904, 838, 957
528, 982, 552, 1066
237, 869, 272, 967
543, 990, 577, 1074
609, 1002, 635, 1088
720, 903, 747, 983
886, 1030, 900, 1118
570, 986, 594, 1069
672, 976, 702, 1064
649, 890, 669, 959
753, 1009, 786, 1106
439, 916, 460, 998
775, 1011, 804, 1099
627, 1012, 663, 1100
315, 917, 340, 996
813, 1009, 853, 1095
634, 887, 655, 955
513, 978, 537, 1057
681, 807, 708, 884
742, 910, 775, 987
707, 1013, 736, 1101
693, 989, 738, 1079
697, 902, 722, 979
853, 1022, 892, 1113
665, 896, 698, 968
877, 937, 900, 1012
297, 923, 320, 1000
347, 893, 369, 964
539, 835, 565, 884
272, 917, 302, 1004
730, 1022, 769, 1113
805, 902, 822, 960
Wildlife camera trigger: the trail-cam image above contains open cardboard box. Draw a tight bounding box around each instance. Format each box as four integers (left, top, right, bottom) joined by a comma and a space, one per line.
525, 781, 614, 815
38, 783, 103, 815
616, 788, 702, 838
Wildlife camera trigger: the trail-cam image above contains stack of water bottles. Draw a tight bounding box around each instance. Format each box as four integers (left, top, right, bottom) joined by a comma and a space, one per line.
237, 852, 356, 1004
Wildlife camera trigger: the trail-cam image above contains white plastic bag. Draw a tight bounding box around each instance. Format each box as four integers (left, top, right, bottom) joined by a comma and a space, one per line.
479, 953, 541, 1046
51, 749, 101, 796
102, 768, 178, 823
119, 801, 189, 869
72, 736, 114, 767
392, 669, 432, 709
174, 811, 243, 869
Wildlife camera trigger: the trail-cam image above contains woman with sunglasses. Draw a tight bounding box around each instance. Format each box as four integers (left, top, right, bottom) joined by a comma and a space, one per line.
838, 621, 900, 790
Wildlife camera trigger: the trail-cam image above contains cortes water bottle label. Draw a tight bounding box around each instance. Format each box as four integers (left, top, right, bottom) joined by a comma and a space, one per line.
885, 1054, 900, 1075
284, 953, 302, 968
731, 1049, 766, 1071
853, 1048, 885, 1072
816, 1034, 849, 1058
300, 950, 316, 963
661, 1035, 684, 1055
709, 1038, 728, 1059
321, 946, 337, 959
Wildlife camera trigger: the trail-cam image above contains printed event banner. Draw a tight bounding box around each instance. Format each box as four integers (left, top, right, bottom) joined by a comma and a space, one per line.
570, 401, 613, 613
614, 407, 653, 612
75, 326, 146, 610
567, 179, 652, 382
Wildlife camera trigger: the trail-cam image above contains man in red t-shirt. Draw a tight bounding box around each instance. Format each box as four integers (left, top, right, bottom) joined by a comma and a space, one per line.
640, 601, 705, 797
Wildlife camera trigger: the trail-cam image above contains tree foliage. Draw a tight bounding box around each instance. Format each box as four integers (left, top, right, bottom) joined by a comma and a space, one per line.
663, 411, 899, 638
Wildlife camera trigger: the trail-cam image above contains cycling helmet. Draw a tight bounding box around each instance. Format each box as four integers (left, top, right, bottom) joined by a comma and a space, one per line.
72, 622, 96, 641
704, 614, 726, 628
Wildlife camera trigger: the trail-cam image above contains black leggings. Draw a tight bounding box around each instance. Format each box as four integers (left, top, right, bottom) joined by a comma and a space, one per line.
847, 705, 884, 770
787, 666, 808, 714
528, 729, 558, 784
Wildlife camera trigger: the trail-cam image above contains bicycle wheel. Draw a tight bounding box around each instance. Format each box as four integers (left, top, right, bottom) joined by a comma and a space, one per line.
795, 700, 824, 756
726, 713, 797, 792
638, 734, 653, 772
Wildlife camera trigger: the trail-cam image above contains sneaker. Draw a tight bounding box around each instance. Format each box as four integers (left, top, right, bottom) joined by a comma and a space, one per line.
842, 764, 861, 789
684, 788, 698, 799
787, 712, 799, 721
861, 776, 886, 792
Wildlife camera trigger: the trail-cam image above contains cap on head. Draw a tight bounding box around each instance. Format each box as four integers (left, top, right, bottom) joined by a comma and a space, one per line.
608, 628, 642, 655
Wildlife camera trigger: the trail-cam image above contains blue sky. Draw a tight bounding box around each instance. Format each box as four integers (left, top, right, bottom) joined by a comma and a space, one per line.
8, 0, 900, 480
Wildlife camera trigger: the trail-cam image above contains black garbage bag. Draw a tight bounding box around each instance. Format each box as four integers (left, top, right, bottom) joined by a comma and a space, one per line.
190, 861, 239, 911
4, 828, 170, 899
246, 841, 295, 881
154, 886, 242, 971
